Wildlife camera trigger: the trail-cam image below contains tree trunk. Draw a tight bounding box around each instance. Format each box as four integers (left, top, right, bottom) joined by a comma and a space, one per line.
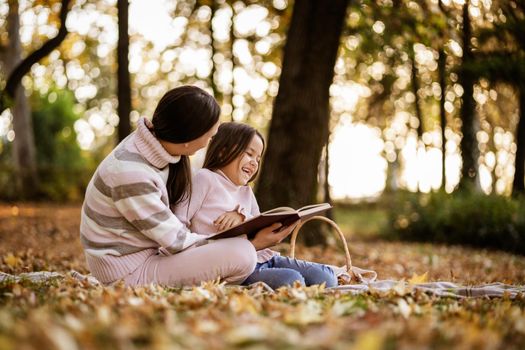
513, 84, 525, 195
410, 48, 424, 192
6, 0, 38, 198
438, 47, 447, 189
117, 0, 131, 142
229, 3, 236, 122
209, 1, 223, 105
458, 0, 478, 190
256, 0, 349, 246
385, 155, 400, 192
410, 51, 424, 139
323, 142, 333, 220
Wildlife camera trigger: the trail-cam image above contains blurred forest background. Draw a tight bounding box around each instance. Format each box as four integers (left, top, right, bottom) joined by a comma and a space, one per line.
0, 0, 524, 254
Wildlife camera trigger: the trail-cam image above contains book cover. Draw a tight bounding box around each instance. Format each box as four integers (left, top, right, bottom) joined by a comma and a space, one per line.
208, 203, 332, 240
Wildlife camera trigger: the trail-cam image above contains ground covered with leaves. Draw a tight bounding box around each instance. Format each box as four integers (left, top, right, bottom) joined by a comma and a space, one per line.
1, 203, 524, 349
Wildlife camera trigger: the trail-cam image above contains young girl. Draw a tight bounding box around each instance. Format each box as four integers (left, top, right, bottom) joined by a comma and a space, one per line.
173, 122, 337, 289
80, 86, 296, 287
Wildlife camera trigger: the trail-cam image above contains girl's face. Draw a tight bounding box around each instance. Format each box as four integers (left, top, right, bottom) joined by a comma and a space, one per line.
221, 134, 264, 186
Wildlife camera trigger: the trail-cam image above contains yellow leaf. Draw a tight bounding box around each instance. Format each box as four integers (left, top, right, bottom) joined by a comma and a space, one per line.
351, 330, 384, 350
229, 293, 261, 315
408, 271, 428, 285
4, 253, 21, 268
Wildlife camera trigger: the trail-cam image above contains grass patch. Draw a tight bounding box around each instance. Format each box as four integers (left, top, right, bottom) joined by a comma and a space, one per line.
333, 204, 388, 240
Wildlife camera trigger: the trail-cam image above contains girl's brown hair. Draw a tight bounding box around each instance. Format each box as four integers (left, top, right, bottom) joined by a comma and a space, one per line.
203, 122, 265, 183
152, 86, 220, 205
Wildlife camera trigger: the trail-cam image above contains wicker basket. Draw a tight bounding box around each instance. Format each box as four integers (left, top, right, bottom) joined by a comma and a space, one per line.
289, 215, 356, 281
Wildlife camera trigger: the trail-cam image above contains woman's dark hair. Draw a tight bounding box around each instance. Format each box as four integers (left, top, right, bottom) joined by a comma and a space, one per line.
203, 122, 265, 183
151, 86, 220, 205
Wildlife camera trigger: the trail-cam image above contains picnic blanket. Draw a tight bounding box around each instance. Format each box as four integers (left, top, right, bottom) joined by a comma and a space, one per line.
332, 280, 525, 298
1, 270, 524, 299
0, 271, 100, 286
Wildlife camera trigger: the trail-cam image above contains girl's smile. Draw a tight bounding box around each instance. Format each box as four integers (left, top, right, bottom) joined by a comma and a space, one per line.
221, 135, 264, 186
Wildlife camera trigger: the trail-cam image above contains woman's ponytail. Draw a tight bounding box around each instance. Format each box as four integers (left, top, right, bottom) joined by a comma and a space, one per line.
166, 156, 191, 205
151, 86, 220, 205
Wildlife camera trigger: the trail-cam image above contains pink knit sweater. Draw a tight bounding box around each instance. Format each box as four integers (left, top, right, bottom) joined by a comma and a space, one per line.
80, 118, 209, 284
172, 168, 277, 263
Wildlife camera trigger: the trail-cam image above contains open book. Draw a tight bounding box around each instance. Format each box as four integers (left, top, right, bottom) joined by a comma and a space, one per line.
208, 203, 332, 240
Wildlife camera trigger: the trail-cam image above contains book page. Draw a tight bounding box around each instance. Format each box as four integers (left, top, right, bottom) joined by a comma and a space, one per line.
298, 203, 331, 212
297, 203, 331, 217
261, 207, 295, 215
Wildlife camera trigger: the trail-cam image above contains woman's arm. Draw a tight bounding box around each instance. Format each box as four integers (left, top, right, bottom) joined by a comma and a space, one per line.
249, 221, 299, 250
110, 175, 207, 255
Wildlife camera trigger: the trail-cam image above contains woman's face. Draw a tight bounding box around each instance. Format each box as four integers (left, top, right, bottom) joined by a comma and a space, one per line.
220, 134, 264, 186
160, 120, 220, 156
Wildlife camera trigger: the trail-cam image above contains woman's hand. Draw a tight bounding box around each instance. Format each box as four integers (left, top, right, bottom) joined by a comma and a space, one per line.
214, 211, 245, 231
249, 220, 300, 250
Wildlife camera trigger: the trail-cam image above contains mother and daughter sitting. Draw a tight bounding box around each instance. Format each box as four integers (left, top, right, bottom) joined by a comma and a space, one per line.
80, 85, 337, 289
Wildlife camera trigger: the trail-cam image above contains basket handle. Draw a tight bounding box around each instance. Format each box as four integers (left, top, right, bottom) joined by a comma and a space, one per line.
289, 215, 352, 274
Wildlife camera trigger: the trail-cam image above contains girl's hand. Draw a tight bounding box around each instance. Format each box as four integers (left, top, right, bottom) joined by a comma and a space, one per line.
214, 211, 245, 231
250, 220, 300, 250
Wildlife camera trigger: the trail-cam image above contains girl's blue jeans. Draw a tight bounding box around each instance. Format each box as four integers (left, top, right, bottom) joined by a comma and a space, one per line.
242, 255, 338, 289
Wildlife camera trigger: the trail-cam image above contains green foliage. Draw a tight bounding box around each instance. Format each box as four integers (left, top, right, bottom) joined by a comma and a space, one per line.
386, 190, 525, 255
0, 88, 96, 201
31, 88, 95, 201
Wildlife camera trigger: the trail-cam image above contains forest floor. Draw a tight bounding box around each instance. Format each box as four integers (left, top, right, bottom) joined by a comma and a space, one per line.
0, 203, 524, 349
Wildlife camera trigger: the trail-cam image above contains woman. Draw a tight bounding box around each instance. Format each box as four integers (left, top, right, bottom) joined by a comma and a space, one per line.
80, 86, 296, 286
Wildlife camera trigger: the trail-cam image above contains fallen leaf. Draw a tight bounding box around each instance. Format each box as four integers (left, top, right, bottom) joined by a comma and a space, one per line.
226, 324, 268, 345
4, 253, 21, 268
351, 330, 384, 350
408, 271, 428, 284
284, 300, 324, 325
397, 298, 411, 319
229, 293, 261, 315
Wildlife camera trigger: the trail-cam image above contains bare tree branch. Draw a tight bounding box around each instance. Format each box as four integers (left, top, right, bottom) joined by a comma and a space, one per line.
1, 0, 72, 113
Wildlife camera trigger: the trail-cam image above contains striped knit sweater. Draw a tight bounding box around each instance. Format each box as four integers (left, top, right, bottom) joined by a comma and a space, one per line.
80, 117, 208, 284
